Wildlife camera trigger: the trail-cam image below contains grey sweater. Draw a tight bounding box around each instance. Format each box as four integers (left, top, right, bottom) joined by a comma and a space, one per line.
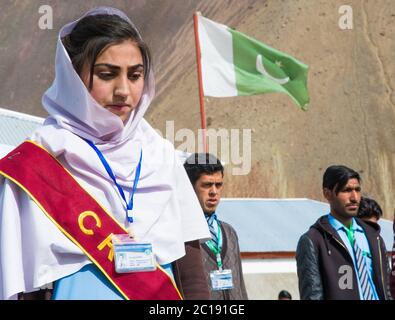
200, 220, 248, 300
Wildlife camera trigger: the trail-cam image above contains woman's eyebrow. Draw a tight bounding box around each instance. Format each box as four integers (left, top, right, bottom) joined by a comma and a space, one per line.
94, 63, 144, 71
94, 63, 120, 70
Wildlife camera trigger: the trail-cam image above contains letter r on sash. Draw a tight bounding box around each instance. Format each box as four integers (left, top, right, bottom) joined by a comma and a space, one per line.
78, 211, 102, 235
98, 233, 114, 262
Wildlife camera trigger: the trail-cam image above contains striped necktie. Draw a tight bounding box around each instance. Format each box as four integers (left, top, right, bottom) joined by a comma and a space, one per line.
352, 234, 375, 300
206, 214, 218, 247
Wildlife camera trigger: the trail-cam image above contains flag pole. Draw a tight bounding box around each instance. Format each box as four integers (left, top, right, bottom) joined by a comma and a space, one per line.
193, 11, 208, 153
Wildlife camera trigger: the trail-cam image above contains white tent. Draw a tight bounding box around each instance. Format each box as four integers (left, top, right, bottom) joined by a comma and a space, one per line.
0, 107, 44, 147
0, 144, 13, 158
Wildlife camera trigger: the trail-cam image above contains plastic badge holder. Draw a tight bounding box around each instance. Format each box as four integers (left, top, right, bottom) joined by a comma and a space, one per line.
210, 269, 234, 291
112, 234, 156, 273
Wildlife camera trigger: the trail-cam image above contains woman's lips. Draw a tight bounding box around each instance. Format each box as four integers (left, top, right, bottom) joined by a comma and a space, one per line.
107, 104, 130, 109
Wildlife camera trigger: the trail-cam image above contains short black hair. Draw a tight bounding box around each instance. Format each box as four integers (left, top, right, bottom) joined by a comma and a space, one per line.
62, 14, 151, 89
358, 197, 383, 221
183, 153, 224, 187
278, 290, 292, 299
322, 165, 361, 195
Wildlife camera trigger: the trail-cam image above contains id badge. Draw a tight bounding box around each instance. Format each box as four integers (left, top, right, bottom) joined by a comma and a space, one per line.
209, 269, 234, 291
112, 234, 156, 273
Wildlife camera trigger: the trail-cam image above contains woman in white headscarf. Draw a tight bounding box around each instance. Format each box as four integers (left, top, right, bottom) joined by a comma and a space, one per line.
0, 7, 210, 300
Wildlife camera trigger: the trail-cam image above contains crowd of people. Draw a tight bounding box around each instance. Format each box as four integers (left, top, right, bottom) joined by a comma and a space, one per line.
0, 6, 393, 300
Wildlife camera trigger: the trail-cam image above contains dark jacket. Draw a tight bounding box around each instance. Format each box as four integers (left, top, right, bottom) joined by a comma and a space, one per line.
201, 221, 248, 300
296, 215, 391, 300
390, 250, 395, 299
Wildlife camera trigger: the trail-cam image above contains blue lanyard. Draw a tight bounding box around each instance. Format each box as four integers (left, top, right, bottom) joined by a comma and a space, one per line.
84, 139, 142, 223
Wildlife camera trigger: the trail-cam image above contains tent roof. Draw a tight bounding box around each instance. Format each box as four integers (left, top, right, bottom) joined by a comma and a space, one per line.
216, 198, 393, 253
0, 108, 43, 146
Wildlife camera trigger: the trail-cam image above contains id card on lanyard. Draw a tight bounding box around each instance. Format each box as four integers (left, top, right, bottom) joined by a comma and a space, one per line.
113, 234, 156, 273
85, 140, 156, 273
206, 219, 234, 291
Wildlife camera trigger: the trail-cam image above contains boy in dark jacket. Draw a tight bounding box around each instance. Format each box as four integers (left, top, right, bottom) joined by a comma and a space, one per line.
296, 165, 391, 300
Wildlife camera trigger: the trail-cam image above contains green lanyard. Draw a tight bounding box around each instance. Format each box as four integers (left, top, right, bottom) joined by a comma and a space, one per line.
206, 220, 223, 270
343, 221, 372, 258
343, 221, 355, 247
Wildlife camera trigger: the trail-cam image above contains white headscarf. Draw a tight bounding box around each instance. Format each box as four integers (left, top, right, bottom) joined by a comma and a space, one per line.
42, 6, 154, 144
0, 7, 209, 299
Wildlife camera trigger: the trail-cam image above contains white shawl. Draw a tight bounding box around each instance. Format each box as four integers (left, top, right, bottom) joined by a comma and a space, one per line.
0, 7, 209, 300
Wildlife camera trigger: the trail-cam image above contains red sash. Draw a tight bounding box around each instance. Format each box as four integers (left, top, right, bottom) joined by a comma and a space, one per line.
0, 141, 182, 300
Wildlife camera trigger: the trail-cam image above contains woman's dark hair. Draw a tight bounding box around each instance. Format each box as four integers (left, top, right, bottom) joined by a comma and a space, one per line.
183, 153, 224, 187
358, 197, 383, 221
62, 14, 151, 89
322, 165, 361, 195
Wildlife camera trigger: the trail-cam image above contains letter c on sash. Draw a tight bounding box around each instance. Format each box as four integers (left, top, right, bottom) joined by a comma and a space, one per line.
78, 211, 102, 235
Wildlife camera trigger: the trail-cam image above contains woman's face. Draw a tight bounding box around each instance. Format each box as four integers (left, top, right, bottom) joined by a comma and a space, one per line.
81, 40, 145, 123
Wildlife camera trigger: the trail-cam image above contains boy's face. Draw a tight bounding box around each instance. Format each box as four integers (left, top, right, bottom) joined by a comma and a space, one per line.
324, 178, 361, 220
193, 171, 224, 215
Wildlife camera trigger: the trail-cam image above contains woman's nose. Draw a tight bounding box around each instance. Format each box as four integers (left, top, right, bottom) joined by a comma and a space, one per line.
114, 76, 130, 98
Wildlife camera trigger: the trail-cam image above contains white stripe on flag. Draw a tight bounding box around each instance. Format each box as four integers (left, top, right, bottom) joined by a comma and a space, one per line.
197, 15, 237, 97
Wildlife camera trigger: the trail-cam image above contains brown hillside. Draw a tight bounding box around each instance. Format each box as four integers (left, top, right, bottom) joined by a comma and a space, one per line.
1, 0, 394, 218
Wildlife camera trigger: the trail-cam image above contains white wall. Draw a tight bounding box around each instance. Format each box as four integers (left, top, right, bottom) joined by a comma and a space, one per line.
242, 259, 299, 300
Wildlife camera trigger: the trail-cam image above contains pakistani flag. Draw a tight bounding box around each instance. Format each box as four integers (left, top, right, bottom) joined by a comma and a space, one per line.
197, 14, 309, 109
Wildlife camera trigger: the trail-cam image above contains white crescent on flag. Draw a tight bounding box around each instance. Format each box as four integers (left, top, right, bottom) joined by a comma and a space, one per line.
256, 54, 290, 85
